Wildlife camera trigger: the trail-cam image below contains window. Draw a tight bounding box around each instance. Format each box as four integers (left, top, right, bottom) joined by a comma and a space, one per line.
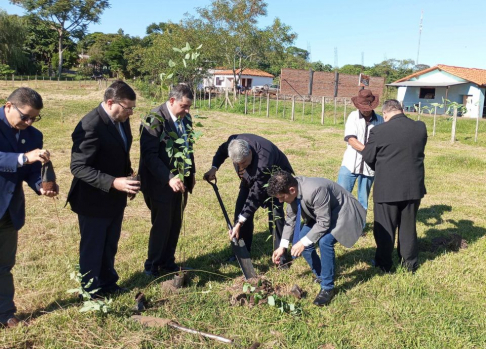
419, 88, 435, 99
215, 77, 224, 86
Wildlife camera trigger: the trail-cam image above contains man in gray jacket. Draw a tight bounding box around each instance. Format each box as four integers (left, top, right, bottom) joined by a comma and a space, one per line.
268, 171, 366, 306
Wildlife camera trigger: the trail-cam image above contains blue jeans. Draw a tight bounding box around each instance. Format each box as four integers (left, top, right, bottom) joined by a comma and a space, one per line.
300, 223, 337, 291
337, 166, 374, 211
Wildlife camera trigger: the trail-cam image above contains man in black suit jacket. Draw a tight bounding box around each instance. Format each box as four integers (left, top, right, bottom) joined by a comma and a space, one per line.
0, 88, 57, 328
67, 81, 140, 295
362, 99, 427, 272
139, 84, 196, 277
204, 134, 294, 266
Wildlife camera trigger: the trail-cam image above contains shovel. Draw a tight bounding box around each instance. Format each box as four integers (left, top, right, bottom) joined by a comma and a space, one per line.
132, 315, 233, 344
206, 179, 257, 279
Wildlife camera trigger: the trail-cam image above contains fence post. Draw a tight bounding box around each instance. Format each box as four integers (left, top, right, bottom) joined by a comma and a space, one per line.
451, 106, 457, 144
258, 94, 262, 115
208, 91, 212, 109
266, 93, 270, 117
321, 96, 325, 125
275, 93, 279, 117
433, 106, 437, 137
334, 97, 337, 124
291, 95, 295, 121
418, 102, 421, 120
343, 98, 347, 124
475, 104, 480, 142
282, 95, 287, 119
302, 96, 305, 120
311, 98, 314, 122
252, 93, 256, 114
244, 92, 248, 114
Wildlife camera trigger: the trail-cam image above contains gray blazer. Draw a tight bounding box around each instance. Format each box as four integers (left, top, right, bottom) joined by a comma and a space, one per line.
282, 176, 366, 248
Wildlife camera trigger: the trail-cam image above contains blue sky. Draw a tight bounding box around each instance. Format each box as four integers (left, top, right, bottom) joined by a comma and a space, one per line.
3, 0, 486, 69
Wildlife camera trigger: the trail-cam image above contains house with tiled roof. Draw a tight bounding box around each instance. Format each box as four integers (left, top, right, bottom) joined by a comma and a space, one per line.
203, 68, 274, 91
388, 64, 486, 118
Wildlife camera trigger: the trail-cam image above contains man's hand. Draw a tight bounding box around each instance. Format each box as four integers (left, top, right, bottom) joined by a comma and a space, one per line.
25, 149, 50, 164
112, 177, 141, 194
272, 247, 287, 265
40, 184, 59, 197
203, 167, 217, 181
290, 241, 305, 258
229, 222, 242, 240
168, 177, 185, 193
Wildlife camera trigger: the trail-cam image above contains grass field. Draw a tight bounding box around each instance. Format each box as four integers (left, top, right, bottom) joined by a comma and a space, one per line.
1, 81, 486, 349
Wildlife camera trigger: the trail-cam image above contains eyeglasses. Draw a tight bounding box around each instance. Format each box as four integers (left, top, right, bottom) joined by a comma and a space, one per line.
116, 102, 136, 111
12, 104, 42, 123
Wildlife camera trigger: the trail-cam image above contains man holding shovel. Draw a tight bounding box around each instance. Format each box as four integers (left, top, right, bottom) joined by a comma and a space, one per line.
0, 88, 57, 328
204, 134, 293, 268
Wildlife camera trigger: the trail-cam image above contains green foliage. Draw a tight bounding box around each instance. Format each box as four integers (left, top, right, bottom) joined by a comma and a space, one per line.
0, 63, 15, 75
0, 10, 29, 73
267, 295, 302, 316
66, 265, 112, 314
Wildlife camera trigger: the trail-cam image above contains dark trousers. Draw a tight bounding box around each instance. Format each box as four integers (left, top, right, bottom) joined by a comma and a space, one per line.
0, 212, 17, 322
234, 185, 286, 263
78, 212, 124, 292
143, 191, 187, 273
373, 199, 421, 272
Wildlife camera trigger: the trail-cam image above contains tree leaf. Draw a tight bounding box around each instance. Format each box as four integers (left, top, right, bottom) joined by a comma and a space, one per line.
174, 152, 183, 158
173, 47, 182, 53
167, 73, 173, 79
185, 53, 190, 60
184, 158, 192, 165
196, 44, 202, 50
174, 138, 185, 144
268, 295, 275, 306
168, 59, 176, 67
183, 59, 187, 68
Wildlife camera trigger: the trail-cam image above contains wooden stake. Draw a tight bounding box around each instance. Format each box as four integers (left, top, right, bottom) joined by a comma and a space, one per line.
433, 106, 437, 137
321, 96, 325, 125
451, 106, 457, 144
334, 97, 337, 124
266, 93, 270, 118
291, 95, 295, 121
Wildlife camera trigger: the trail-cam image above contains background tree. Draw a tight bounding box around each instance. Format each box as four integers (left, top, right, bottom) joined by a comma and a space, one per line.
10, 0, 110, 77
0, 10, 28, 73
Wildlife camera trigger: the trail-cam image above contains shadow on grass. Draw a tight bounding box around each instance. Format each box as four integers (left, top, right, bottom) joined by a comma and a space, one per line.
417, 204, 452, 226
120, 229, 276, 290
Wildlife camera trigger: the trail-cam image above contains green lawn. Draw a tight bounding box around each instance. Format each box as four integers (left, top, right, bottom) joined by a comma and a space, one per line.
1, 81, 485, 348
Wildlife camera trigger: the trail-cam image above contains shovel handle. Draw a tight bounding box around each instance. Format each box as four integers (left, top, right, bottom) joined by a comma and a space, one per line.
206, 179, 238, 243
168, 321, 234, 344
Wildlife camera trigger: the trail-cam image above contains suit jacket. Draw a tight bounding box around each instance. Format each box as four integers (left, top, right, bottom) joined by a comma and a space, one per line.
362, 113, 427, 203
67, 104, 133, 218
139, 102, 195, 201
211, 133, 293, 219
282, 176, 366, 248
0, 107, 42, 230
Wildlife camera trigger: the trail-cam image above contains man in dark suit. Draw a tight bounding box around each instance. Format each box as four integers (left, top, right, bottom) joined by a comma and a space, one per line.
268, 171, 365, 306
67, 81, 140, 295
362, 99, 427, 272
203, 134, 294, 267
139, 84, 196, 277
0, 88, 57, 328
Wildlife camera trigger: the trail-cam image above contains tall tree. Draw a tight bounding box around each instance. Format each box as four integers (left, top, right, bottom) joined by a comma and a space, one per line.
10, 0, 110, 77
0, 10, 28, 73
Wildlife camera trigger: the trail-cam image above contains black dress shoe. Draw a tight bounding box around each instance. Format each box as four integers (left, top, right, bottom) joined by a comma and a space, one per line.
226, 255, 237, 262
1, 316, 21, 328
144, 269, 161, 278
313, 288, 335, 306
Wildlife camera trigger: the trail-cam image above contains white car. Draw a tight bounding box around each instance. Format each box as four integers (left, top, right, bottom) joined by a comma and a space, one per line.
251, 84, 279, 95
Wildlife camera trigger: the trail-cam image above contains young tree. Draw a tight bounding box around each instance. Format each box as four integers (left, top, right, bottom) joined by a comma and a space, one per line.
10, 0, 110, 77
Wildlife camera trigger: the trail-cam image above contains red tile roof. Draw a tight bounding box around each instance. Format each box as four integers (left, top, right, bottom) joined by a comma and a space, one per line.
213, 68, 274, 78
395, 64, 486, 86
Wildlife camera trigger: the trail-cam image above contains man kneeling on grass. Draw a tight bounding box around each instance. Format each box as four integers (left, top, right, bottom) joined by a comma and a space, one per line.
268, 171, 366, 306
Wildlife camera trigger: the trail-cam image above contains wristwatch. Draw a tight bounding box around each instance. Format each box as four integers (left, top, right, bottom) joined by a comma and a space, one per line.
22, 154, 28, 165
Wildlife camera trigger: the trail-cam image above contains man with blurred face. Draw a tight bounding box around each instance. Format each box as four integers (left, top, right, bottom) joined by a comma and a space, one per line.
67, 80, 140, 296
0, 87, 57, 328
268, 171, 365, 306
337, 89, 383, 213
139, 84, 196, 277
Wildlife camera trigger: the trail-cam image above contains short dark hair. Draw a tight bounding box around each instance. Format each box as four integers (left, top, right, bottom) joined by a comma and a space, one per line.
267, 170, 298, 196
104, 80, 136, 102
382, 99, 403, 113
169, 84, 194, 101
7, 87, 43, 110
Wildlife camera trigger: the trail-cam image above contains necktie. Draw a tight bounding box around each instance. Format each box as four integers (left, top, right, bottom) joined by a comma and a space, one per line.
292, 198, 302, 247
116, 122, 127, 151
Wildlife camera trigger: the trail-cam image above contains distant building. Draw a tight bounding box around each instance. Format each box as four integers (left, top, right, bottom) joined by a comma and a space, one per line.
203, 68, 274, 90
389, 64, 486, 118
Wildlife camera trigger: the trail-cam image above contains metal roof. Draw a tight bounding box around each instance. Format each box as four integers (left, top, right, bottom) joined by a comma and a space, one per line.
387, 81, 467, 87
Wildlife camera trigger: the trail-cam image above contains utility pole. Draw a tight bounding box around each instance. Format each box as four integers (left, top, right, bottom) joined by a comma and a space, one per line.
334, 47, 338, 70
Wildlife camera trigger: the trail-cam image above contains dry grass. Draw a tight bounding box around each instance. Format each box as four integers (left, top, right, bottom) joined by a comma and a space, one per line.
0, 81, 485, 348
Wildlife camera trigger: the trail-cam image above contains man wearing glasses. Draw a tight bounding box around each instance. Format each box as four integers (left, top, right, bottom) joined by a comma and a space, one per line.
67, 80, 140, 297
0, 87, 57, 328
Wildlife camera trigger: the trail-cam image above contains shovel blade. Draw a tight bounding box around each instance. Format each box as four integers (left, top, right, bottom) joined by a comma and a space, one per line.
231, 239, 257, 279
